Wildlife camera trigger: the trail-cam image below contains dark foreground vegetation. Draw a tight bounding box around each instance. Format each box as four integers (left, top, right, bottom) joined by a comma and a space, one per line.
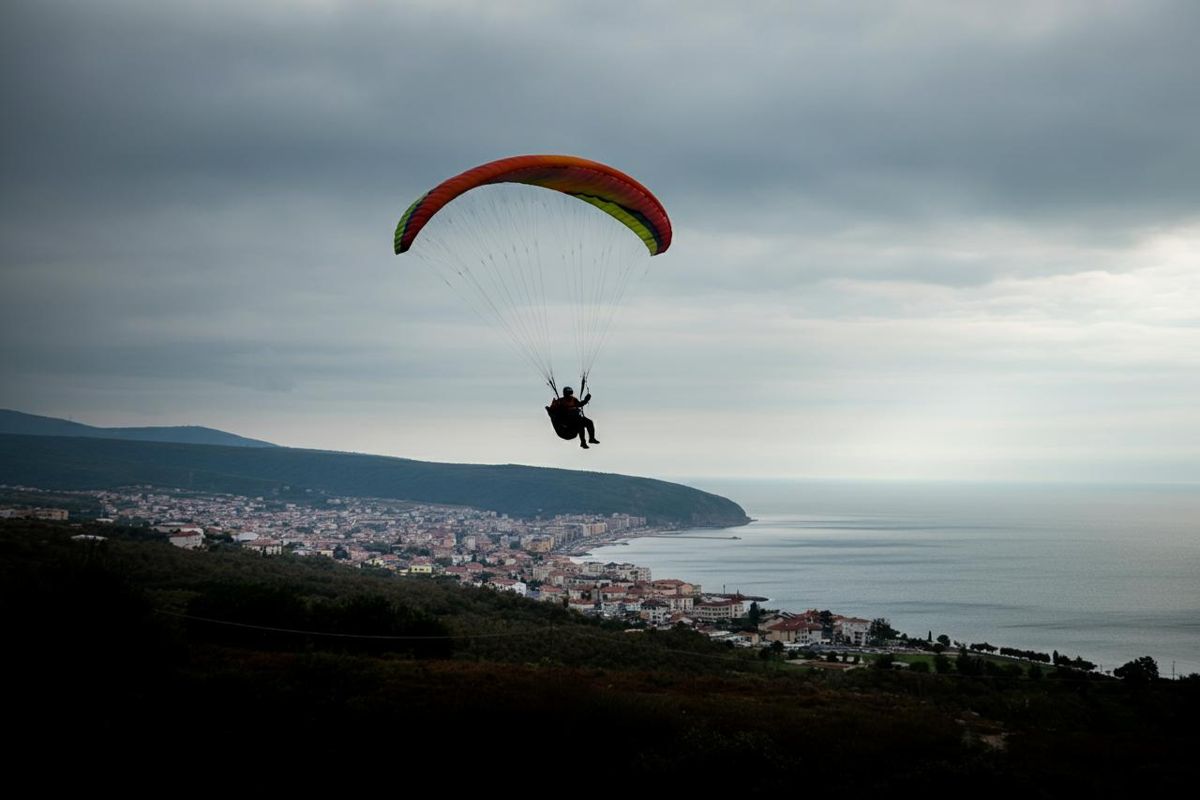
4, 520, 1195, 793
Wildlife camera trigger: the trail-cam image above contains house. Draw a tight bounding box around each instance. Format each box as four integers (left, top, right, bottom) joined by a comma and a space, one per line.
168, 528, 205, 550
641, 599, 671, 625
567, 585, 594, 601
242, 538, 283, 556
649, 579, 697, 597
620, 597, 644, 614
615, 564, 651, 583
488, 577, 527, 596
568, 597, 597, 615
693, 599, 741, 621
664, 594, 695, 612
765, 618, 826, 645
443, 564, 472, 582
836, 616, 872, 645
600, 598, 625, 617
537, 585, 565, 603
599, 585, 630, 603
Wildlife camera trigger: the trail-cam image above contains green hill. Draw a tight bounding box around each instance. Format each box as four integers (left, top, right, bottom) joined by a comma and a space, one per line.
0, 433, 749, 526
0, 408, 276, 447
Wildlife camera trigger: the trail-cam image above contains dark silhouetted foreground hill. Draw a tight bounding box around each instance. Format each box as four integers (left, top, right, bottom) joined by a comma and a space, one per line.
0, 433, 749, 525
4, 519, 1196, 792
0, 408, 276, 447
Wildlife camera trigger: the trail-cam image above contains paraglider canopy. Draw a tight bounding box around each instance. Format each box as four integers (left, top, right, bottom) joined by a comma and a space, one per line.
393, 154, 671, 394
395, 154, 672, 257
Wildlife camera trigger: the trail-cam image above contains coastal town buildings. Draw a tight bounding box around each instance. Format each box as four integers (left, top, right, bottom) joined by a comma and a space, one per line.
764, 617, 826, 645
2, 484, 885, 656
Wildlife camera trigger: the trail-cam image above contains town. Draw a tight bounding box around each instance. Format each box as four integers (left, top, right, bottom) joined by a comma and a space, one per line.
3, 484, 884, 657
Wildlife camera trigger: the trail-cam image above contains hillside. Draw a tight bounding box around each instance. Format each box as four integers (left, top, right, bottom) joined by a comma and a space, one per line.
0, 433, 749, 526
4, 519, 1196, 792
0, 409, 276, 447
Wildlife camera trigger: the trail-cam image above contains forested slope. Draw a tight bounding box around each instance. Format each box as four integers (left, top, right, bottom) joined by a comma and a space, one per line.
0, 433, 749, 525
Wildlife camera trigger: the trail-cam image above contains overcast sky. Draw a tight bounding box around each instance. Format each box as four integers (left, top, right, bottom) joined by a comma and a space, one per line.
3, 0, 1198, 483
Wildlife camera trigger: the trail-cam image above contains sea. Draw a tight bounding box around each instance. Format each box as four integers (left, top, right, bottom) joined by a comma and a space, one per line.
583, 480, 1200, 676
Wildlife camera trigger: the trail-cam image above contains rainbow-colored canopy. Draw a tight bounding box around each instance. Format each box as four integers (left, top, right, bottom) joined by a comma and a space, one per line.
394, 154, 672, 256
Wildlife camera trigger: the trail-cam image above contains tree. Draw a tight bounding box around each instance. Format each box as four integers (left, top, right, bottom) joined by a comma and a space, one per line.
936, 634, 950, 647
1114, 656, 1159, 683
748, 601, 762, 626
873, 653, 895, 670
760, 640, 785, 661
933, 653, 953, 674
868, 618, 898, 645
956, 651, 983, 676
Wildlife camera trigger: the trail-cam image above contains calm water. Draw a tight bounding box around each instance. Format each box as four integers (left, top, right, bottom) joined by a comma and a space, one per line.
585, 480, 1200, 676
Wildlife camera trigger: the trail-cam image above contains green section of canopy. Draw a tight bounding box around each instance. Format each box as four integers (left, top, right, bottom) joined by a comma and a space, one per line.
573, 194, 659, 255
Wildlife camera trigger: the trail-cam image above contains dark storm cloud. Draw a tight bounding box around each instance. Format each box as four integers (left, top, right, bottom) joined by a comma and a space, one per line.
2, 1, 1198, 478
4, 1, 1199, 239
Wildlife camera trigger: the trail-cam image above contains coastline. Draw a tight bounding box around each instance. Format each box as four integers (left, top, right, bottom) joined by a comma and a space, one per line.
570, 512, 1200, 677
558, 524, 744, 558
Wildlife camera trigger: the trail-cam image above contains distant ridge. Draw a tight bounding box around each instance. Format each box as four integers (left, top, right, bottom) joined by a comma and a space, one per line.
0, 433, 749, 526
0, 409, 276, 448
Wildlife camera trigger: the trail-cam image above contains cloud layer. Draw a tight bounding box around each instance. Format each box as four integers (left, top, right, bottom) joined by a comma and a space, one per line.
2, 1, 1198, 481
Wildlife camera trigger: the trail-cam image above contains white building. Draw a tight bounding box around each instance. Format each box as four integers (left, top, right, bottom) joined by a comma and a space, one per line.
641, 599, 671, 625
243, 539, 283, 556
168, 530, 204, 550
488, 578, 527, 596
837, 617, 871, 646
693, 599, 741, 621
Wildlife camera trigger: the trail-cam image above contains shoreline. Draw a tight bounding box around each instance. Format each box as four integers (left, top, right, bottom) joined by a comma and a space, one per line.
557, 524, 744, 558
569, 519, 1195, 677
